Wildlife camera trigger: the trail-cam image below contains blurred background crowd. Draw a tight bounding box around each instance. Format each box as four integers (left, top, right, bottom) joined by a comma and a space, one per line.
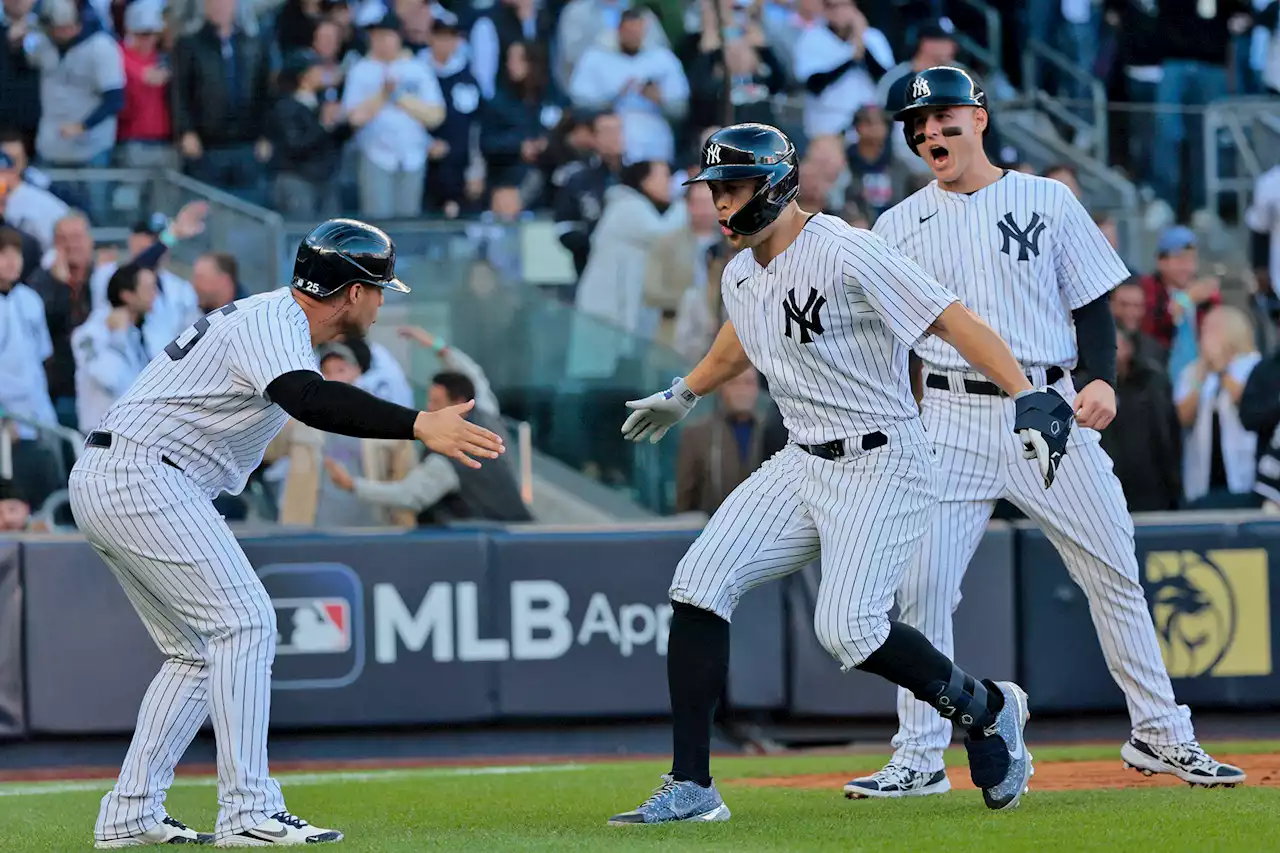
1, 0, 1280, 532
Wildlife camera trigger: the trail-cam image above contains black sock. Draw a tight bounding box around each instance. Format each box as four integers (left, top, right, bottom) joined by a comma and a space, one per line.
667, 602, 729, 788
856, 621, 1003, 732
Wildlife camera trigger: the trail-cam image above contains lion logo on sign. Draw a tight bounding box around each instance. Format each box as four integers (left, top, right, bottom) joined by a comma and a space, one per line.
1147, 551, 1236, 679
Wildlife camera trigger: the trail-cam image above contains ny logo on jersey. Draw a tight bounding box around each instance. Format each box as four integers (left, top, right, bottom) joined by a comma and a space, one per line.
706, 143, 723, 166
997, 212, 1048, 261
782, 287, 826, 343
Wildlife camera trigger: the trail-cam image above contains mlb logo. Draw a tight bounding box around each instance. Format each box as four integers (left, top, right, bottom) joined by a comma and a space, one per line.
257, 562, 365, 690
275, 598, 352, 655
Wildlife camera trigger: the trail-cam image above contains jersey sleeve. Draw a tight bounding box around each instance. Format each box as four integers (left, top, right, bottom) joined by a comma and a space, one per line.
1054, 188, 1130, 309
228, 299, 319, 397
843, 231, 958, 348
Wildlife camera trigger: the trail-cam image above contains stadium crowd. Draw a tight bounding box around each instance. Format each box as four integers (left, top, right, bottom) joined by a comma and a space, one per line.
1, 0, 1280, 527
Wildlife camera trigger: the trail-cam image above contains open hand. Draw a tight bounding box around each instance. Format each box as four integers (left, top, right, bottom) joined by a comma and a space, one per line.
171, 200, 208, 240
414, 400, 505, 468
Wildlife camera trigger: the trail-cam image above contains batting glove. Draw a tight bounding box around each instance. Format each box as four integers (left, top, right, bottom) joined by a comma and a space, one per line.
1013, 386, 1073, 489
622, 377, 700, 444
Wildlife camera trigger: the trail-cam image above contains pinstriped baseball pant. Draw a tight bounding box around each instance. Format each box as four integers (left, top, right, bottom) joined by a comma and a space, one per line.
69, 438, 284, 842
890, 369, 1195, 773
670, 419, 938, 670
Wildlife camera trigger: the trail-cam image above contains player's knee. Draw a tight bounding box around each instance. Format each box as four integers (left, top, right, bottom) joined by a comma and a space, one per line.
814, 609, 890, 669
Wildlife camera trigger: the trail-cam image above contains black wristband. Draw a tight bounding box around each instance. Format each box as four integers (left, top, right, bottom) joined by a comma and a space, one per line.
266, 370, 418, 440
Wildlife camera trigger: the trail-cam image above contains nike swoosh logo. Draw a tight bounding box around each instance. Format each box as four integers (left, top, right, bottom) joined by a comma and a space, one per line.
246, 827, 290, 840
919, 211, 939, 223
735, 277, 749, 288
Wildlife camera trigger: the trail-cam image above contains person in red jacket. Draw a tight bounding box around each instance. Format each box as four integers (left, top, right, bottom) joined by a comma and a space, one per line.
116, 0, 174, 169
1139, 225, 1222, 351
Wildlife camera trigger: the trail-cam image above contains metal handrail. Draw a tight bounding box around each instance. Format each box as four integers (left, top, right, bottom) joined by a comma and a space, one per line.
0, 415, 84, 480
1020, 39, 1108, 162
949, 0, 1003, 75
1205, 98, 1280, 234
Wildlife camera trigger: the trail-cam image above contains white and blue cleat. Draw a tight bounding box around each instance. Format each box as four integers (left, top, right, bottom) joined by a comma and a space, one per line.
964, 680, 1033, 811
608, 775, 732, 825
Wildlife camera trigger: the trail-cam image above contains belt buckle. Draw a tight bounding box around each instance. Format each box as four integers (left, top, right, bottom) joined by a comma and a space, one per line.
826, 440, 845, 460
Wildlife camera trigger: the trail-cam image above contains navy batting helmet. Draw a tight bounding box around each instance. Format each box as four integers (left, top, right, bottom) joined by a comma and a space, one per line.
894, 66, 987, 155
683, 123, 799, 236
291, 219, 410, 298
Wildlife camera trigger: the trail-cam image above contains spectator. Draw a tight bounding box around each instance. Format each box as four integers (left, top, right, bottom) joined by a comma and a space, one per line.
568, 8, 689, 164
172, 0, 274, 205
1175, 305, 1262, 509
544, 108, 596, 191
1246, 164, 1280, 299
269, 49, 348, 218
89, 204, 206, 346
1110, 277, 1167, 367
1149, 0, 1251, 215
762, 0, 823, 74
876, 18, 956, 111
169, 0, 271, 38
688, 0, 784, 129
471, 0, 556, 99
0, 480, 33, 532
839, 196, 871, 228
0, 145, 63, 263
324, 358, 532, 524
268, 342, 418, 527
571, 158, 678, 377
342, 11, 445, 218
1140, 226, 1222, 379
1240, 327, 1280, 509
643, 180, 724, 357
797, 149, 838, 212
71, 262, 155, 430
29, 0, 124, 219
555, 0, 669, 87
191, 250, 246, 313
341, 331, 415, 407
276, 0, 326, 52
0, 0, 42, 152
0, 225, 56, 432
553, 108, 623, 277
423, 11, 481, 218
311, 16, 352, 96
1043, 162, 1082, 199
792, 0, 893, 138
115, 0, 173, 170
1101, 328, 1183, 512
1093, 209, 1121, 253
480, 40, 565, 204
675, 366, 786, 514
845, 104, 908, 222
397, 324, 506, 428
27, 211, 95, 428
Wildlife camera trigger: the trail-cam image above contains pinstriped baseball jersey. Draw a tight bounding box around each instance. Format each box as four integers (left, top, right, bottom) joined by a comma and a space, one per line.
97, 288, 319, 498
872, 172, 1129, 370
723, 213, 958, 444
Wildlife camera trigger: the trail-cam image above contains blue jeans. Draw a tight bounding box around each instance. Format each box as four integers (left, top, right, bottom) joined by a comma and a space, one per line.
1152, 60, 1229, 211
40, 149, 112, 223
1124, 76, 1159, 187
1232, 34, 1262, 95
185, 144, 267, 207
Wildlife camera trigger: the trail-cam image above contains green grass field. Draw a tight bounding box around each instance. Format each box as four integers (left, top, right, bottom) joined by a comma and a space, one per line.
2, 742, 1278, 852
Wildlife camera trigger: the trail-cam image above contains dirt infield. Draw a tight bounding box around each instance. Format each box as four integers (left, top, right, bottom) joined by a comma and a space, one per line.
728, 753, 1280, 792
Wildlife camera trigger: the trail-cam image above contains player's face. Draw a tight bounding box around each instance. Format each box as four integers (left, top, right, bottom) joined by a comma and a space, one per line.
911, 106, 983, 182
706, 178, 765, 249
342, 283, 384, 336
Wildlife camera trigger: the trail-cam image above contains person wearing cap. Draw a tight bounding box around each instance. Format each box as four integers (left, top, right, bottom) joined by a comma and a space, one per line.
421, 10, 480, 217
88, 204, 205, 345
0, 146, 60, 273
171, 0, 274, 206
116, 0, 174, 171
27, 0, 124, 219
264, 342, 418, 528
342, 10, 445, 217
269, 49, 349, 218
1138, 226, 1223, 362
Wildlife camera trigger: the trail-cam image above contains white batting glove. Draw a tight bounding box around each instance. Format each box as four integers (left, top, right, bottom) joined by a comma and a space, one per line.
621, 377, 700, 444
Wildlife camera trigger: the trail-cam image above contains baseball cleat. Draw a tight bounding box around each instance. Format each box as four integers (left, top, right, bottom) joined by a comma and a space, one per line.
844, 764, 951, 799
607, 774, 731, 825
963, 680, 1032, 811
1121, 739, 1246, 787
215, 812, 342, 846
94, 815, 213, 846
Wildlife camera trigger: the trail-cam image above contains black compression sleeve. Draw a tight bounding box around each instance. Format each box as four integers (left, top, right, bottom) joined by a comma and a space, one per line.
804, 58, 859, 95
266, 370, 418, 439
1070, 293, 1118, 387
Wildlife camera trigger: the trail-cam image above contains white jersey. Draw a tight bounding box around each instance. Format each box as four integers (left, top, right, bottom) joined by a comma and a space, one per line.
722, 213, 957, 444
98, 288, 319, 497
89, 263, 203, 355
71, 308, 151, 431
0, 282, 57, 437
873, 171, 1128, 370
357, 341, 415, 407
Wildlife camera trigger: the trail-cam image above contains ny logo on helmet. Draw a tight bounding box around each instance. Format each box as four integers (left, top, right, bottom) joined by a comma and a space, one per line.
706, 144, 723, 166
910, 76, 931, 100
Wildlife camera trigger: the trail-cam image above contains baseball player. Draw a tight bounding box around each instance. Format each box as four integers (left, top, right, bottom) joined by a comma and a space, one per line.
70, 219, 504, 848
608, 122, 1076, 826
844, 66, 1245, 800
